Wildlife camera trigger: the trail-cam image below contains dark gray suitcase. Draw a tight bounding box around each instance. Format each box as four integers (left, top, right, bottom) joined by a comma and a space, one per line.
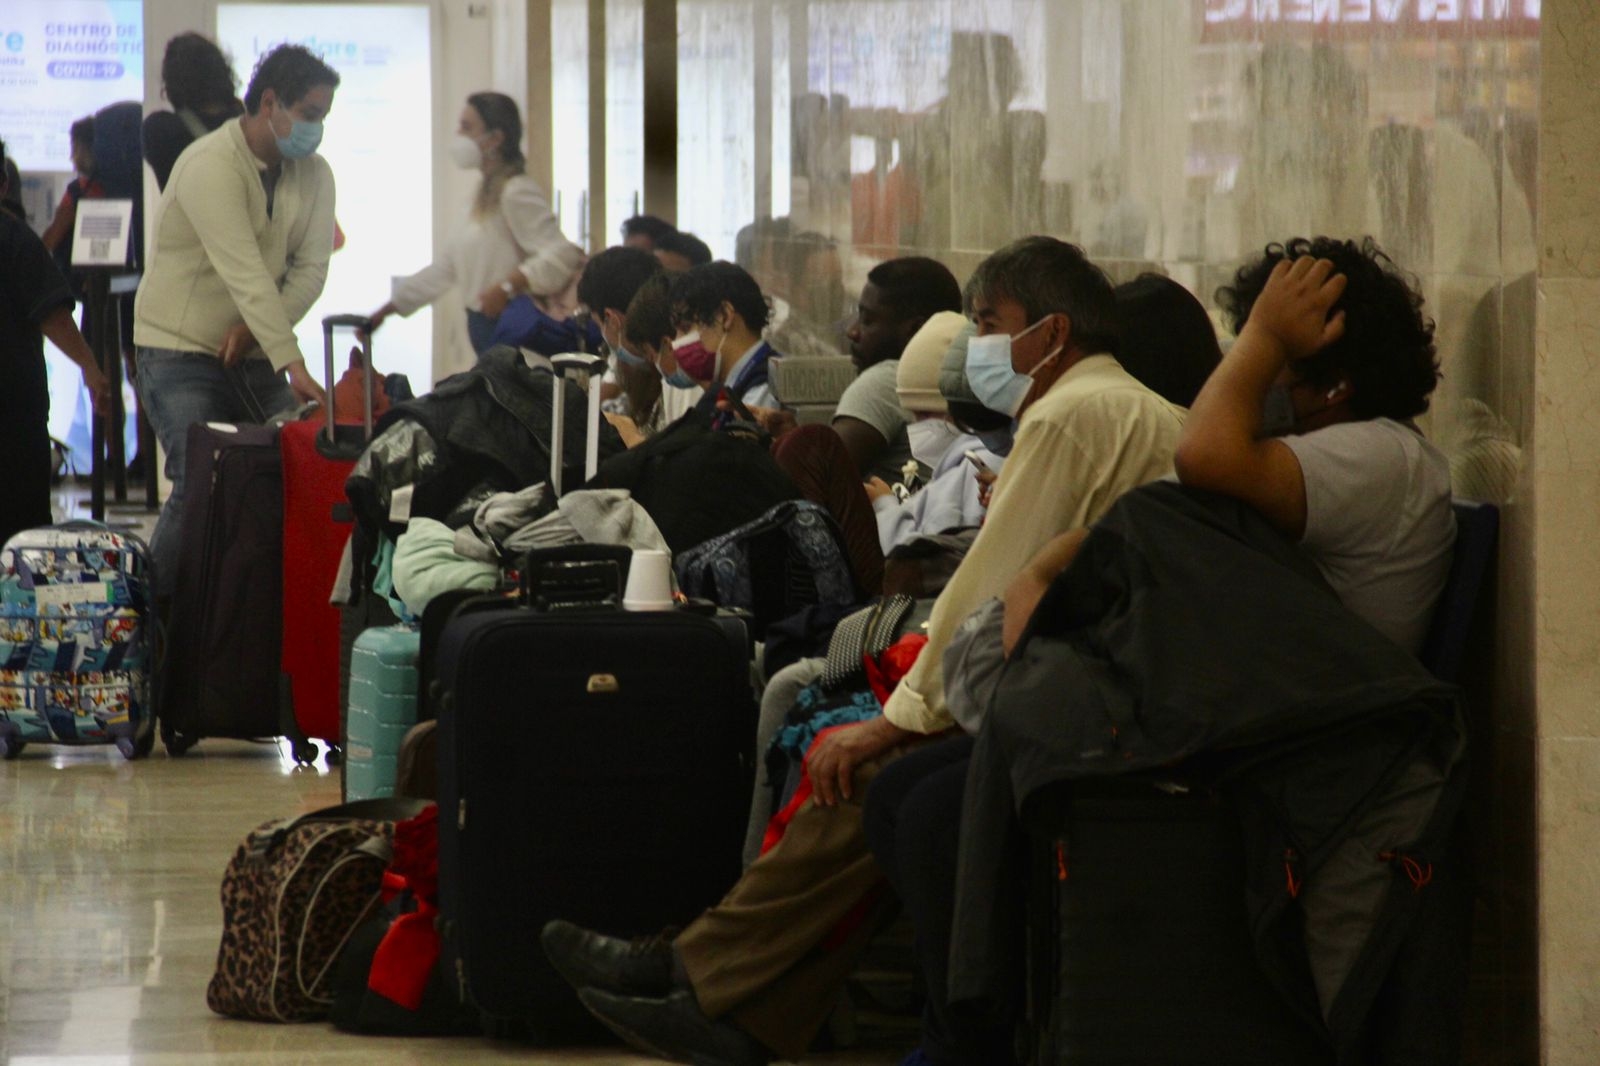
434, 596, 755, 1041
1023, 780, 1333, 1065
163, 422, 306, 753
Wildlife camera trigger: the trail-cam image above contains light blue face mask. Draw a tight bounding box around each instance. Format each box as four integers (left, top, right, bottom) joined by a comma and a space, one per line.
274, 104, 324, 160
964, 317, 1060, 418
975, 421, 1016, 457
606, 337, 649, 370
662, 367, 698, 390
613, 345, 649, 369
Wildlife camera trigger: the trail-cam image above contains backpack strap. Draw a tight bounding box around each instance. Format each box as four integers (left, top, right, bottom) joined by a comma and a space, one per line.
176, 108, 211, 141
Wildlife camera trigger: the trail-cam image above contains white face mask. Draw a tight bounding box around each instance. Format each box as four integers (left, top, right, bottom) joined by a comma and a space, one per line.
905, 418, 962, 470
449, 133, 483, 170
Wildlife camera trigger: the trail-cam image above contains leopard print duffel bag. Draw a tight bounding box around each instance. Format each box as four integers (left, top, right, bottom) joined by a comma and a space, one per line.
207, 798, 427, 1022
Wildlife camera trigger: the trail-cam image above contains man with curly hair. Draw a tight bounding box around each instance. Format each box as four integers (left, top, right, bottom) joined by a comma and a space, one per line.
862, 237, 1457, 1066
1173, 235, 1454, 654
666, 261, 780, 410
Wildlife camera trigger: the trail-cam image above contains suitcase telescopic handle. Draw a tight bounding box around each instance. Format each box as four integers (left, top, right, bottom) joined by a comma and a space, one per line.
321, 314, 377, 448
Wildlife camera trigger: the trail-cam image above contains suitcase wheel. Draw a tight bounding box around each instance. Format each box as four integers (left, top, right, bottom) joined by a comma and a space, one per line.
291, 739, 321, 766
0, 722, 21, 760
162, 726, 195, 757
116, 729, 155, 761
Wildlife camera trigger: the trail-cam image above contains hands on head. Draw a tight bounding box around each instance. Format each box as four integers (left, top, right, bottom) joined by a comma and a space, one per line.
1243, 256, 1347, 366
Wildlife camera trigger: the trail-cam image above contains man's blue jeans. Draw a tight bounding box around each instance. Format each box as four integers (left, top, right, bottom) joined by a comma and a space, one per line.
133, 348, 296, 597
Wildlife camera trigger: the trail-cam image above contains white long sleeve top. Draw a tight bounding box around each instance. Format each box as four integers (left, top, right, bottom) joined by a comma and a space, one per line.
871, 433, 1004, 554
390, 174, 583, 316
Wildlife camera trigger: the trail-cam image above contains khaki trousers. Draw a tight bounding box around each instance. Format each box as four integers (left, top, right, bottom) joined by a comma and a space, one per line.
675, 746, 915, 1060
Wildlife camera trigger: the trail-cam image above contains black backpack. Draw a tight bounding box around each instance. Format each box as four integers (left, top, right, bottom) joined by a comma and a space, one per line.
586, 409, 799, 554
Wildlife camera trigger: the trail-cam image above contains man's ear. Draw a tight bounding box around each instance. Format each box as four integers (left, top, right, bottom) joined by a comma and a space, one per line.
898, 313, 931, 347
1049, 311, 1074, 354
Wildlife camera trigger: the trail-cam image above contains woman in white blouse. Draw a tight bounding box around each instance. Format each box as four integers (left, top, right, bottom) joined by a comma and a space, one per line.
367, 92, 583, 355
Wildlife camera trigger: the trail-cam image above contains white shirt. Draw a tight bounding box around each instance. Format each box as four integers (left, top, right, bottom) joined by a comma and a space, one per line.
724, 340, 778, 409
660, 382, 702, 425
390, 174, 583, 316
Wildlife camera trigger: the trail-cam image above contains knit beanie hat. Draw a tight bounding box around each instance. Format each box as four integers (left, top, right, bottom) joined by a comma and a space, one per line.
895, 311, 969, 414
938, 318, 982, 405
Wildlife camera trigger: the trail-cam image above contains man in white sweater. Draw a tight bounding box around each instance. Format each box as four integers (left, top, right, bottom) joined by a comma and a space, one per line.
133, 44, 340, 594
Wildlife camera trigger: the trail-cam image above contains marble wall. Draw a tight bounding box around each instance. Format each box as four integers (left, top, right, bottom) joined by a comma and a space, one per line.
663, 0, 1549, 1060
1531, 2, 1600, 1063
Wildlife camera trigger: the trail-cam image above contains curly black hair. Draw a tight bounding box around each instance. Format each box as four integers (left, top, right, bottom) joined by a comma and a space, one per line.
668, 261, 771, 334
161, 32, 240, 112
1216, 236, 1439, 421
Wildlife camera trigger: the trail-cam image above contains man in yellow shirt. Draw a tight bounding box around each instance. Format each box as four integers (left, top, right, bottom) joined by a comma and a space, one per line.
133, 44, 339, 594
543, 237, 1186, 1066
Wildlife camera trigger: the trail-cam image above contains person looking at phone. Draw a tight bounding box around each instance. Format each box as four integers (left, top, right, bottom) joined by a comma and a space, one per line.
866, 312, 1006, 553
540, 238, 1186, 1066
866, 239, 1453, 1066
665, 261, 782, 411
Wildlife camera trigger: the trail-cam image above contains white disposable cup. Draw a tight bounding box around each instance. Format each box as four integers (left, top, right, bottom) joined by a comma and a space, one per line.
623, 549, 675, 611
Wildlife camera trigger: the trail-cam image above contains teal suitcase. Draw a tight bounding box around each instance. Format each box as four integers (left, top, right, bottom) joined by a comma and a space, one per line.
344, 624, 421, 800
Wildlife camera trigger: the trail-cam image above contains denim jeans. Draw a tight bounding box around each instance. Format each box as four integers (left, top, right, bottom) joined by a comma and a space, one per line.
133, 348, 295, 596
466, 309, 499, 356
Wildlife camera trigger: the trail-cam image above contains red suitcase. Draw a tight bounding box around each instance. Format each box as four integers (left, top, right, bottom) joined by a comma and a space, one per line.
279, 315, 380, 765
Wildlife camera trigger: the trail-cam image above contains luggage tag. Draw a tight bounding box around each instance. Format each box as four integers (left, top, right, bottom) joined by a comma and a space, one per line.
389, 485, 415, 524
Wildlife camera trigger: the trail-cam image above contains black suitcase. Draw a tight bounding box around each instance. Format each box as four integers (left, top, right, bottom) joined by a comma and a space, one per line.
1023, 779, 1333, 1066
435, 594, 756, 1041
163, 422, 304, 753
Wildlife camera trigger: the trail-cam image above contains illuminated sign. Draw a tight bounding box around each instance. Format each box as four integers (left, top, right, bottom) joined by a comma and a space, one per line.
1200, 0, 1541, 36
0, 1, 142, 171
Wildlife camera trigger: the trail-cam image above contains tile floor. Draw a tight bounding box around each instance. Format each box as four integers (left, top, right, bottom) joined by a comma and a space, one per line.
1, 486, 898, 1065
0, 739, 656, 1064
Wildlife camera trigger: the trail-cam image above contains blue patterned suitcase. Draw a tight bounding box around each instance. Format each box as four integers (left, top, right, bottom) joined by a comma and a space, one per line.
0, 522, 156, 759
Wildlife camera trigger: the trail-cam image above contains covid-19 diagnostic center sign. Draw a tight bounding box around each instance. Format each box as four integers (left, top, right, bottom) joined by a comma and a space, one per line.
0, 1, 143, 172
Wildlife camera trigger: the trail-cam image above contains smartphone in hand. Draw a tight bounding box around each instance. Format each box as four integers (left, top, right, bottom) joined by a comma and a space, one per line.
963, 450, 992, 474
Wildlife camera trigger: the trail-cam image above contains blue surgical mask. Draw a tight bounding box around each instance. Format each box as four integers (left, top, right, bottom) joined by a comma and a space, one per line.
607, 339, 649, 370
275, 105, 324, 160
975, 422, 1016, 457
964, 318, 1061, 418
1260, 383, 1297, 437
662, 367, 698, 390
